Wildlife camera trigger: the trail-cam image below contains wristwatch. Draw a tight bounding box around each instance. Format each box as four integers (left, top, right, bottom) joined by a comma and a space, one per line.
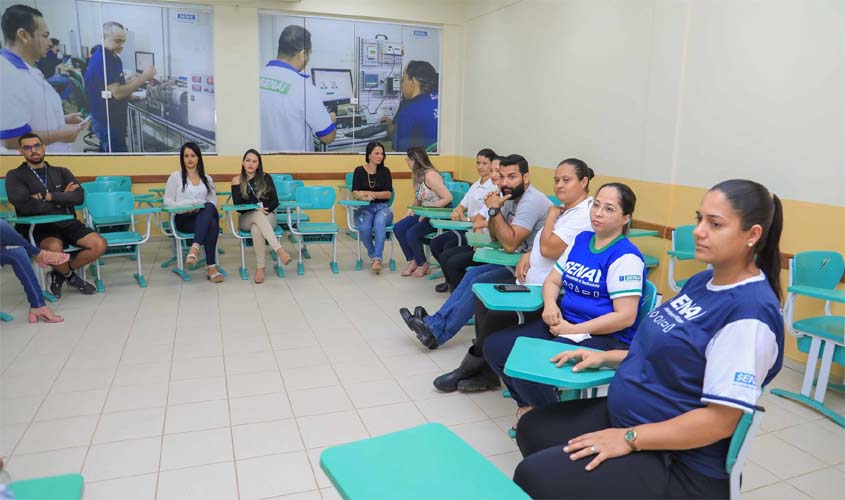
488, 207, 501, 218
624, 428, 639, 452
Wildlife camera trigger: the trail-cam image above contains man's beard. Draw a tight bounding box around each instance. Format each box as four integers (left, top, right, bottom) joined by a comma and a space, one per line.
502, 183, 525, 199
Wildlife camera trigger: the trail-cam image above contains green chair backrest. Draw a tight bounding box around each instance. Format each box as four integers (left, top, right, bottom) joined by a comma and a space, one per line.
295, 186, 336, 210
449, 190, 465, 209
270, 173, 293, 183
95, 175, 132, 191
82, 180, 124, 193
86, 191, 134, 220
547, 194, 562, 206
0, 178, 6, 197
345, 172, 354, 189
440, 172, 452, 183
636, 280, 659, 325
791, 251, 844, 289
672, 224, 696, 254
274, 179, 304, 202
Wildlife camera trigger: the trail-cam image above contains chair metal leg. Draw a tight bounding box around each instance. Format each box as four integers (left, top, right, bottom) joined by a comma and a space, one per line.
133, 245, 147, 288
172, 236, 190, 282
94, 256, 105, 293
239, 239, 248, 281
330, 235, 339, 274
297, 235, 305, 275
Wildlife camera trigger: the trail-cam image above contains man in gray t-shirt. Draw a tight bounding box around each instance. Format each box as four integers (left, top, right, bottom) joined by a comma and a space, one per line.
399, 154, 551, 351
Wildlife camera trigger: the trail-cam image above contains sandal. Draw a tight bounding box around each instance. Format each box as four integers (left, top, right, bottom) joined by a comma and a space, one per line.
400, 261, 418, 277
254, 267, 265, 284
34, 249, 71, 269
29, 306, 64, 323
411, 262, 430, 277
206, 265, 224, 283
186, 244, 200, 266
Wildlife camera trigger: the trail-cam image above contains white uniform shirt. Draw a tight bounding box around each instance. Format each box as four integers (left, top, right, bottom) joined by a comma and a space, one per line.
522, 197, 592, 285
461, 177, 498, 218
259, 60, 335, 152
0, 49, 69, 153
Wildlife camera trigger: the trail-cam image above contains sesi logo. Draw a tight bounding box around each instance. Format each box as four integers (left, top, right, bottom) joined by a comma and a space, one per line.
668, 294, 705, 320
733, 372, 756, 386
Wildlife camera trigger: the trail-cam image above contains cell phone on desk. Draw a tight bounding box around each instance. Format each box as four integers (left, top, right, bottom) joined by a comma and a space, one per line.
494, 284, 530, 293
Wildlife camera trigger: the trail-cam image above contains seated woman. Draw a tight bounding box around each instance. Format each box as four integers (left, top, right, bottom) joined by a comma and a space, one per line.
392, 146, 452, 277
350, 142, 394, 274
434, 159, 594, 393
0, 218, 69, 323
231, 149, 292, 284
484, 182, 645, 427
430, 149, 498, 292
513, 179, 784, 499
164, 142, 223, 283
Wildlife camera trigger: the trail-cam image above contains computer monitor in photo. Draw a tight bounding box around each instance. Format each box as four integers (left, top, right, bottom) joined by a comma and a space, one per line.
135, 51, 155, 74
311, 68, 354, 111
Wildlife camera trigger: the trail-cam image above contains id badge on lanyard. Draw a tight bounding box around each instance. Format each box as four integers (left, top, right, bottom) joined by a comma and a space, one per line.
30, 165, 49, 193
247, 182, 263, 209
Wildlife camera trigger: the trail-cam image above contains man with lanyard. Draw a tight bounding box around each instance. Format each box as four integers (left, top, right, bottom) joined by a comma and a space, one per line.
84, 21, 157, 152
5, 133, 106, 297
259, 24, 337, 152
0, 4, 88, 153
401, 154, 552, 349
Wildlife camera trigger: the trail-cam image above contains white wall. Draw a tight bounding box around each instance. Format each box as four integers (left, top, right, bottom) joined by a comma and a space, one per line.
460, 0, 845, 206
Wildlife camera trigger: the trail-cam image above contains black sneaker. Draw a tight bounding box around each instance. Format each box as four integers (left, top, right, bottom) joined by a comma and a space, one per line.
48, 270, 65, 299
66, 272, 97, 295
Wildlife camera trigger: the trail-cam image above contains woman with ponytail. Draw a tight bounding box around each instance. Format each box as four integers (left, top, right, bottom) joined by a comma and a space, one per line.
511, 179, 785, 499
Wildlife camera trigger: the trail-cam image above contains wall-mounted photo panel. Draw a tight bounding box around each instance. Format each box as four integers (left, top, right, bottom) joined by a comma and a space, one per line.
258, 11, 440, 154
0, 0, 215, 155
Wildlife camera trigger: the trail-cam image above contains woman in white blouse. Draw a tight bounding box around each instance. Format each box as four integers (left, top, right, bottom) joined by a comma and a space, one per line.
164, 142, 223, 283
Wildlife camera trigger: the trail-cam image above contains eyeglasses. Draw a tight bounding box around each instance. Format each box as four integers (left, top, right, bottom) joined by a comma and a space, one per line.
22, 143, 43, 152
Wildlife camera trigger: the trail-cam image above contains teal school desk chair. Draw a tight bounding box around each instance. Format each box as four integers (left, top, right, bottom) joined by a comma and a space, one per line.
162, 204, 227, 282
287, 186, 340, 275
667, 224, 698, 291
84, 192, 159, 291
320, 423, 529, 500
771, 250, 845, 427
338, 192, 397, 272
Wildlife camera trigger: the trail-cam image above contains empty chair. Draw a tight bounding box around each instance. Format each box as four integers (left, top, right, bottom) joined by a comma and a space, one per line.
667, 224, 698, 291
288, 186, 340, 275
771, 250, 845, 427
84, 191, 159, 291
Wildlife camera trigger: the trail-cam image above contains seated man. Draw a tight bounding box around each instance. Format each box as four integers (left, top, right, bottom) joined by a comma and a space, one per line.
399, 154, 552, 349
5, 132, 106, 297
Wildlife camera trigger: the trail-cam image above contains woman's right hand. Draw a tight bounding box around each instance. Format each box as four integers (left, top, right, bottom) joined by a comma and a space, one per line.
551, 349, 608, 371
450, 208, 462, 221
515, 252, 531, 283
542, 304, 562, 327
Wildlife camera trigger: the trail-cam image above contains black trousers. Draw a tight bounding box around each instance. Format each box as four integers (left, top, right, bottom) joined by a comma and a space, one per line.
514, 398, 729, 499
440, 244, 475, 291
430, 230, 466, 266
470, 277, 542, 356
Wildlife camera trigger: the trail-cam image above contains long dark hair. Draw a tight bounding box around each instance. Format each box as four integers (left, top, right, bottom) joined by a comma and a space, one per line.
179, 142, 211, 193
595, 182, 636, 235
239, 148, 268, 199
710, 179, 784, 301
407, 146, 437, 187
365, 142, 386, 168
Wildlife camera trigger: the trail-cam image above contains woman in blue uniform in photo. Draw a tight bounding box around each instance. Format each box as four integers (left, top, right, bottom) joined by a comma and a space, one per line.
381, 60, 438, 152
484, 182, 646, 429
513, 179, 785, 499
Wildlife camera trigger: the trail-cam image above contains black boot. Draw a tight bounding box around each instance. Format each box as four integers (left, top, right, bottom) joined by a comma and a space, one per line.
433, 349, 485, 392
457, 364, 501, 393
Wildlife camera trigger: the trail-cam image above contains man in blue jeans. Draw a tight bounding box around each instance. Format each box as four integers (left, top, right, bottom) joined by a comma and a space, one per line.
400, 154, 551, 350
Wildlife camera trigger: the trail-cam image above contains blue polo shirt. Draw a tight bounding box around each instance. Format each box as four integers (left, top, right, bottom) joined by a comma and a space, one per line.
84, 45, 127, 134
607, 270, 783, 479
392, 92, 438, 152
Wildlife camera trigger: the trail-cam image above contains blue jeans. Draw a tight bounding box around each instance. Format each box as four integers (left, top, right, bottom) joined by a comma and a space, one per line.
0, 219, 40, 256
92, 119, 127, 152
0, 246, 44, 308
393, 215, 434, 265
355, 202, 393, 261
483, 319, 630, 409
175, 202, 220, 266
424, 264, 514, 345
